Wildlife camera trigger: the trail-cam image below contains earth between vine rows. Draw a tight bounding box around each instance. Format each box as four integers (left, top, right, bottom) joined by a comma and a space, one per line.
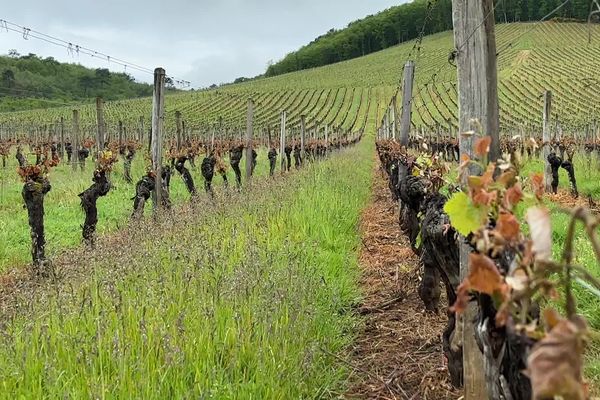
345, 165, 460, 400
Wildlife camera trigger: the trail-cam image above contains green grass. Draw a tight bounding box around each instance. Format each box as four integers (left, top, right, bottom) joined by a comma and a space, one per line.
519, 152, 600, 390
0, 149, 272, 272
550, 211, 600, 390
0, 140, 373, 398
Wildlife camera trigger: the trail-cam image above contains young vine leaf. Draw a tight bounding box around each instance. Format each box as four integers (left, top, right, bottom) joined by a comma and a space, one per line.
444, 191, 488, 236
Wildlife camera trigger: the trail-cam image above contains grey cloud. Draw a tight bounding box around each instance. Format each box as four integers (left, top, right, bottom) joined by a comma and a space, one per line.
0, 0, 406, 87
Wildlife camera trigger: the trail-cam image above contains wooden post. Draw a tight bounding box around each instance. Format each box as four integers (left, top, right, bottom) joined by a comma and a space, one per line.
175, 111, 182, 151
452, 0, 500, 399
391, 96, 397, 141
96, 97, 105, 153
151, 68, 166, 210
210, 125, 216, 151
280, 110, 286, 172
118, 121, 124, 147
589, 0, 600, 44
384, 112, 389, 139
139, 116, 145, 143
245, 98, 254, 181
72, 110, 80, 171
400, 61, 415, 147
543, 90, 552, 192
59, 117, 65, 158
300, 115, 306, 163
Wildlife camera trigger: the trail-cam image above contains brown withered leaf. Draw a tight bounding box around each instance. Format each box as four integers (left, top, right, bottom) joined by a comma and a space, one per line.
451, 280, 471, 314
468, 175, 484, 191
506, 269, 529, 292
531, 173, 545, 200
497, 170, 516, 188
496, 212, 521, 241
543, 308, 562, 330
452, 254, 508, 314
459, 153, 470, 169
527, 315, 588, 400
481, 163, 495, 187
474, 136, 492, 157
525, 207, 552, 262
495, 301, 511, 327
504, 183, 524, 209
473, 188, 497, 206
467, 253, 507, 296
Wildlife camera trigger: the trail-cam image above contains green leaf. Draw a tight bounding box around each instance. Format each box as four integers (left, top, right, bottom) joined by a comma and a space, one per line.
444, 191, 488, 236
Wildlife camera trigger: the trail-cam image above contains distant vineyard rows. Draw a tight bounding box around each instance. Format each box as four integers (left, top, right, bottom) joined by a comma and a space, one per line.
0, 22, 599, 138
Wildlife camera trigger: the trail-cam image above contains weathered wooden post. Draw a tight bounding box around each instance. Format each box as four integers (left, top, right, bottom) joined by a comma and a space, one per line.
115, 121, 122, 147
72, 110, 80, 171
280, 110, 286, 172
400, 61, 415, 147
300, 115, 306, 164
452, 0, 500, 398
543, 90, 552, 192
383, 111, 389, 139
59, 117, 65, 158
245, 98, 254, 181
391, 98, 397, 141
138, 116, 145, 143
151, 68, 166, 210
589, 0, 600, 44
210, 125, 216, 151
175, 111, 183, 151
96, 97, 105, 154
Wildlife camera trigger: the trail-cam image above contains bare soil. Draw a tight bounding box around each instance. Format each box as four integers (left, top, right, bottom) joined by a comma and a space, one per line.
345, 167, 460, 400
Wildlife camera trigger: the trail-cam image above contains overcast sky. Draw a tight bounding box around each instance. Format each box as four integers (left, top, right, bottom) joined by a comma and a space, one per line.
0, 0, 406, 88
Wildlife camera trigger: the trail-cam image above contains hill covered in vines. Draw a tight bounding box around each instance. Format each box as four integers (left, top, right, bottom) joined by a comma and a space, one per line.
1, 22, 599, 135
265, 0, 594, 77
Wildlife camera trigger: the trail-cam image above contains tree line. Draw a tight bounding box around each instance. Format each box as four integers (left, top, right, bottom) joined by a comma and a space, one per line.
265, 0, 595, 77
0, 51, 153, 112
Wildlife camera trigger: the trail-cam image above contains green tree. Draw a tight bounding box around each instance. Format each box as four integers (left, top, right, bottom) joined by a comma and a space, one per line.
79, 75, 95, 96
95, 68, 110, 87
2, 69, 15, 88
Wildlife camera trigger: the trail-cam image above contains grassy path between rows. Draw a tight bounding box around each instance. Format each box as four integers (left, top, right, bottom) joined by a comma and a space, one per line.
521, 156, 600, 385
0, 149, 273, 271
0, 141, 373, 398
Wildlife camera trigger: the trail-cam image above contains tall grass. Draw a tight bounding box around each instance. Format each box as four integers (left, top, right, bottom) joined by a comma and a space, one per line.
0, 149, 272, 271
0, 141, 373, 398
521, 153, 600, 390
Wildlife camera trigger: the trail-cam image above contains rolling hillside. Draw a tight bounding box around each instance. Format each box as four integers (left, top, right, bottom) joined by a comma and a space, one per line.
0, 22, 599, 136
0, 53, 153, 112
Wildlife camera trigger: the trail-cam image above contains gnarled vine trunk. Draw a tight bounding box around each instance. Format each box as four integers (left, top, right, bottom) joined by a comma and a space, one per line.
285, 145, 292, 172
547, 152, 562, 194
131, 173, 155, 218
293, 146, 301, 169
201, 155, 216, 196
16, 147, 26, 167
79, 170, 111, 247
175, 156, 197, 196
22, 177, 51, 270
268, 148, 277, 176
229, 145, 243, 187
122, 147, 135, 184
561, 160, 578, 198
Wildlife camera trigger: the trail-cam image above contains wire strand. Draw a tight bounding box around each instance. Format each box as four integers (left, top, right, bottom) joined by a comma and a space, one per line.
0, 18, 191, 87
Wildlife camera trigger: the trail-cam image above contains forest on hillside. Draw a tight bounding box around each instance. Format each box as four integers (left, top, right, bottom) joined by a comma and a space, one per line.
0, 51, 153, 112
265, 0, 595, 77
